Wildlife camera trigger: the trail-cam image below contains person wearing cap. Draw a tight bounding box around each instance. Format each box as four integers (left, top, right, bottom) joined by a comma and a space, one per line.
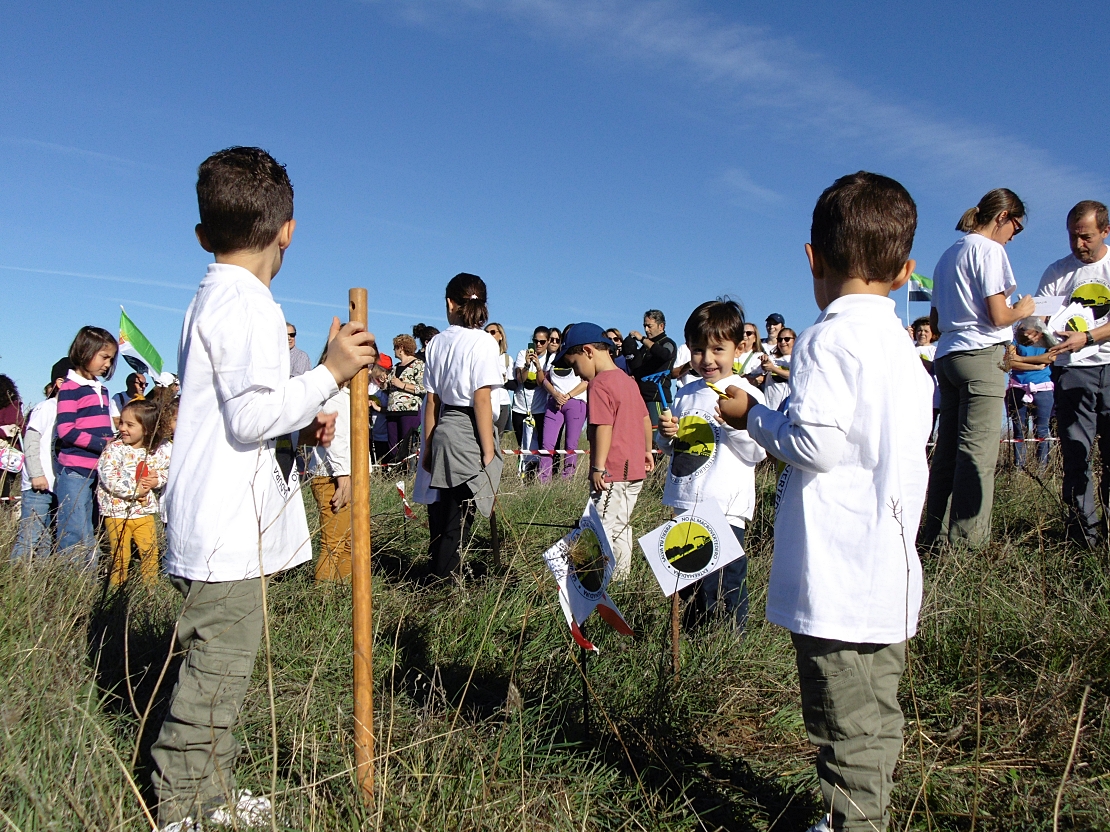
763, 313, 785, 353
557, 323, 654, 580
11, 358, 72, 560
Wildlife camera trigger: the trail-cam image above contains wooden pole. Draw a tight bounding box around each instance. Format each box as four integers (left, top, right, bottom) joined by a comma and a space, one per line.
349, 288, 374, 804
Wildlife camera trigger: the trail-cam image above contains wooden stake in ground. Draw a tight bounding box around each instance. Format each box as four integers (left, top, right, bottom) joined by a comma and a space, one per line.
349, 288, 374, 804
670, 591, 680, 680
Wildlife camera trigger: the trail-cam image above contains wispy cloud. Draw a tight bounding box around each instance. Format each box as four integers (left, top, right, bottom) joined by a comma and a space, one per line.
721, 167, 784, 206
0, 265, 195, 291
274, 295, 428, 320
1, 137, 181, 174
381, 0, 1096, 200
114, 298, 188, 315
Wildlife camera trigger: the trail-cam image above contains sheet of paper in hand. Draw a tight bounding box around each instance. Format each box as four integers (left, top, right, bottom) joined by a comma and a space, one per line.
541, 500, 633, 652
1048, 301, 1095, 335
637, 500, 744, 597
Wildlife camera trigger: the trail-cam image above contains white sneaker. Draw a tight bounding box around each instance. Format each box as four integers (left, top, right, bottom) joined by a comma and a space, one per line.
206, 790, 272, 828
806, 816, 832, 832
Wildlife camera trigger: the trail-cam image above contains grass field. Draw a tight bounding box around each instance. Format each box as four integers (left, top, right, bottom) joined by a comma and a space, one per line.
1, 459, 1108, 830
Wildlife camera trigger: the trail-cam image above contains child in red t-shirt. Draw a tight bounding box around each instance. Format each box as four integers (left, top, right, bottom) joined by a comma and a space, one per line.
557, 323, 654, 579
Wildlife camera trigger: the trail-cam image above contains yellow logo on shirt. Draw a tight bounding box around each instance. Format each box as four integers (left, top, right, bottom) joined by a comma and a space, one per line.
670, 413, 716, 478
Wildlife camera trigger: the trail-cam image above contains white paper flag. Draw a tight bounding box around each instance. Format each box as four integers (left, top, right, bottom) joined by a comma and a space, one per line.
637, 501, 745, 597
540, 500, 633, 652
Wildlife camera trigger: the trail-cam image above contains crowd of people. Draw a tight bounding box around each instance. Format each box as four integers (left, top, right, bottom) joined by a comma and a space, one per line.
1, 145, 1107, 832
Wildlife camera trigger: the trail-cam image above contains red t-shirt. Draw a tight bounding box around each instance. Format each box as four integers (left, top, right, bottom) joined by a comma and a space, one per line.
587, 369, 649, 483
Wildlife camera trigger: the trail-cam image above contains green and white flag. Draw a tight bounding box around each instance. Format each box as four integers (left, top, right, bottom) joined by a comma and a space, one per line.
908, 273, 933, 302
118, 307, 164, 376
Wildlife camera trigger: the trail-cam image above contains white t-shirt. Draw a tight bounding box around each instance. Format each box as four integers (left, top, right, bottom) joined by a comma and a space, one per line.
547, 363, 587, 400
916, 343, 940, 408
307, 387, 351, 477
512, 348, 547, 414
492, 351, 513, 409
747, 294, 934, 644
733, 350, 763, 379
423, 325, 504, 407
662, 376, 766, 526
1036, 248, 1110, 367
21, 398, 58, 492
762, 354, 792, 412
164, 263, 339, 582
672, 343, 699, 388
933, 233, 1018, 358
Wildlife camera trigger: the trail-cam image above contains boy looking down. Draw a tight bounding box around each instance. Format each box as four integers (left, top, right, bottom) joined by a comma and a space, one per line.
718, 172, 933, 831
557, 323, 653, 580
153, 147, 376, 830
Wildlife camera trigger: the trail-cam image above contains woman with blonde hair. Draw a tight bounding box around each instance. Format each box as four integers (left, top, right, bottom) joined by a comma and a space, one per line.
922, 189, 1035, 548
484, 322, 512, 436
385, 333, 425, 466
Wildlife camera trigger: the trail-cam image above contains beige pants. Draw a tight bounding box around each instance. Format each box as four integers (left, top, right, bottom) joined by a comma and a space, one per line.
590, 479, 643, 580
311, 476, 352, 582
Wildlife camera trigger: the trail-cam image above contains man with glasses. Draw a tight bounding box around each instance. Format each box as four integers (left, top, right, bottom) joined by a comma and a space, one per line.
1037, 201, 1110, 546
287, 322, 311, 378
623, 309, 678, 437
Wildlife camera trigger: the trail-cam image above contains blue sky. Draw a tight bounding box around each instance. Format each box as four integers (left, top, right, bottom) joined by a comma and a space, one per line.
2, 1, 1103, 404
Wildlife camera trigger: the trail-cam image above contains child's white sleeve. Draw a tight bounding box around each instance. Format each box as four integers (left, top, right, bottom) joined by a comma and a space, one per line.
203, 299, 339, 444
746, 339, 856, 473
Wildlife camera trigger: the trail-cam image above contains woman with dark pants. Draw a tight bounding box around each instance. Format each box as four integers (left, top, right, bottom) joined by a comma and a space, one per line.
385, 334, 425, 466
922, 189, 1035, 548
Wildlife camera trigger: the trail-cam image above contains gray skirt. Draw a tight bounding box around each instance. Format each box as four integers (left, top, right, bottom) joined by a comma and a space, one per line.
427, 405, 503, 517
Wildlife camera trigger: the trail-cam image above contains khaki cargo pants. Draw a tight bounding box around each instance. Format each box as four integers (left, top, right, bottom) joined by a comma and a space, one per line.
151, 576, 264, 826
791, 634, 907, 832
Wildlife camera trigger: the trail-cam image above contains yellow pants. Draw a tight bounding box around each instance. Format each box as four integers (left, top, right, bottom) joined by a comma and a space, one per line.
311, 477, 352, 582
104, 515, 159, 586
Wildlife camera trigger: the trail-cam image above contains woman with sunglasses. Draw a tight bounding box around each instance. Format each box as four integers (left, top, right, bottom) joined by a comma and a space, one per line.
733, 323, 766, 383
760, 328, 795, 412
921, 189, 1036, 549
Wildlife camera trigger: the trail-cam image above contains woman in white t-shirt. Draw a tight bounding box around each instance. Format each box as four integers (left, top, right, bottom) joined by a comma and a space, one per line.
538, 327, 588, 482
760, 328, 794, 412
484, 322, 513, 437
421, 273, 504, 578
922, 189, 1036, 548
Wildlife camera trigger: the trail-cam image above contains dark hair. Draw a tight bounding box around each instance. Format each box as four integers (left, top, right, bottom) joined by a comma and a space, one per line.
393, 334, 417, 355
68, 326, 118, 380
811, 171, 917, 283
533, 326, 550, 339
154, 396, 179, 448
1067, 200, 1109, 232
684, 298, 746, 349
196, 147, 294, 254
644, 309, 665, 327
957, 188, 1025, 233
121, 399, 160, 452
0, 375, 19, 410
445, 273, 488, 329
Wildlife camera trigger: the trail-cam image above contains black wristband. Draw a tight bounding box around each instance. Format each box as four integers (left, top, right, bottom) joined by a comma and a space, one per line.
590, 467, 608, 475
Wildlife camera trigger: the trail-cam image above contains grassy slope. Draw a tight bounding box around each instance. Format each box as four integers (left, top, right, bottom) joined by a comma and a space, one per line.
1, 463, 1108, 831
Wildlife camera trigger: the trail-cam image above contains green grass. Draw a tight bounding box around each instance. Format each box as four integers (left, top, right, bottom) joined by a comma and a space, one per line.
1, 461, 1108, 830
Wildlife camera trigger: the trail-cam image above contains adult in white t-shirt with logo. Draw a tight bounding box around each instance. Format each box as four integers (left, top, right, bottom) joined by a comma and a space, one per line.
1036, 200, 1110, 547
921, 189, 1035, 549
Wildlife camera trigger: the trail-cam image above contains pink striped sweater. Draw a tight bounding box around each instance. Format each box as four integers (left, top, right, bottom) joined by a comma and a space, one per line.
54, 371, 114, 474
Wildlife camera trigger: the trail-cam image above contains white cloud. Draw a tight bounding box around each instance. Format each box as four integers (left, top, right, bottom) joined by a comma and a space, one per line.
0, 265, 195, 291
378, 0, 1097, 200
721, 167, 784, 206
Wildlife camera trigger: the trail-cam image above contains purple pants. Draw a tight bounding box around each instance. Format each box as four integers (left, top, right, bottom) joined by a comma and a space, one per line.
540, 397, 587, 482
386, 410, 422, 463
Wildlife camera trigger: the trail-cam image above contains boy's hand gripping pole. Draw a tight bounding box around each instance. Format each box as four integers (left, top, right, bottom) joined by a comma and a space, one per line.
349, 288, 375, 804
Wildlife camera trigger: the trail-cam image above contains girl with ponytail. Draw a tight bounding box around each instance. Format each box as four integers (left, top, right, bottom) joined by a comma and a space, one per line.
420, 273, 505, 577
921, 189, 1035, 548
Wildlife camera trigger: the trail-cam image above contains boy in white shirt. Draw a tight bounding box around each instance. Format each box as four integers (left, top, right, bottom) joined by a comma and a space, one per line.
718, 172, 933, 832
658, 300, 766, 632
151, 147, 376, 831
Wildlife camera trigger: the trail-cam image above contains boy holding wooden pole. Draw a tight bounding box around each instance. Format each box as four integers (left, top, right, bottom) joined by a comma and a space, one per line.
152, 147, 375, 831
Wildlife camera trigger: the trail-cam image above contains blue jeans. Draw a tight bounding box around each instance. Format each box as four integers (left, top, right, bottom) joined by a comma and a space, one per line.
1006, 387, 1052, 466
701, 525, 749, 632
55, 467, 98, 567
11, 488, 56, 561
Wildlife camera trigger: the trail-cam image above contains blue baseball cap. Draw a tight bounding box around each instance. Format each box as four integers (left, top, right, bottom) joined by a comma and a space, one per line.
553, 322, 613, 368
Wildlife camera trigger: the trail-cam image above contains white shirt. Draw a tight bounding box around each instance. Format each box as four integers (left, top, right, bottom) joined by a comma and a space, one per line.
933, 233, 1018, 358
492, 351, 513, 409
662, 376, 766, 526
423, 325, 503, 407
672, 343, 699, 388
747, 294, 934, 644
21, 398, 58, 492
164, 263, 339, 582
512, 348, 547, 414
307, 387, 351, 477
547, 363, 587, 400
1036, 248, 1110, 367
763, 354, 792, 412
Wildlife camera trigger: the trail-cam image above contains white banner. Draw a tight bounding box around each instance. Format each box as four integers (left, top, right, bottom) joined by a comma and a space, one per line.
637, 501, 745, 596
541, 500, 633, 652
